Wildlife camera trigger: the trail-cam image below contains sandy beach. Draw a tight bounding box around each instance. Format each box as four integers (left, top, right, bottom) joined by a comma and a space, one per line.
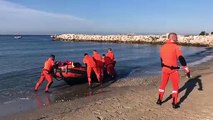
2, 58, 213, 120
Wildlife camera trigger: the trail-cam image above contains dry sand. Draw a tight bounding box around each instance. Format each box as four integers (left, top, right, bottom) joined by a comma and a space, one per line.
3, 60, 213, 120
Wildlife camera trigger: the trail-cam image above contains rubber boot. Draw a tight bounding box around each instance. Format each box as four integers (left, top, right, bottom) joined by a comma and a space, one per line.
156, 95, 162, 105
172, 98, 180, 109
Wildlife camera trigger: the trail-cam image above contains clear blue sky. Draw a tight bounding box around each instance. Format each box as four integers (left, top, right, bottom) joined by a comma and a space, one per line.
1, 0, 213, 35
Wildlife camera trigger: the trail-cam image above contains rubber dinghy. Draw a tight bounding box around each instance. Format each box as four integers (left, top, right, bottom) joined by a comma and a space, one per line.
53, 61, 87, 81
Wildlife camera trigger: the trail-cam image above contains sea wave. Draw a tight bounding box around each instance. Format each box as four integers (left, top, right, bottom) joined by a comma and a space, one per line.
189, 54, 213, 66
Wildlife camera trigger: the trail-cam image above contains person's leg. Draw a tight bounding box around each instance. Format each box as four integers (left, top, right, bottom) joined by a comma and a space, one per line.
106, 65, 111, 76
96, 65, 101, 80
87, 66, 92, 86
93, 67, 101, 82
109, 64, 115, 77
170, 71, 179, 105
44, 72, 53, 92
100, 65, 104, 81
34, 71, 45, 91
158, 71, 170, 102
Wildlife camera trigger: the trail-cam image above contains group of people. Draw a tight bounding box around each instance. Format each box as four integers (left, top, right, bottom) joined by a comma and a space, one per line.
34, 32, 191, 109
83, 48, 116, 88
34, 48, 116, 92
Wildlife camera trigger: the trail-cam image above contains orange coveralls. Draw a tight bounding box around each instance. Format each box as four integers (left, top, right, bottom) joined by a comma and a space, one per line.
35, 58, 54, 92
93, 51, 104, 80
106, 50, 116, 67
83, 55, 100, 86
159, 40, 182, 104
103, 56, 115, 77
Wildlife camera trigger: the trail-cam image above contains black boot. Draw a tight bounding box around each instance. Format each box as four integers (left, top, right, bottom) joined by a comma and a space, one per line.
172, 98, 180, 109
156, 95, 162, 105
156, 99, 162, 105
172, 103, 180, 109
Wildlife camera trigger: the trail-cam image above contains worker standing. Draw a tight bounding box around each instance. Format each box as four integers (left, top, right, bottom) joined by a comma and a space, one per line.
156, 33, 190, 109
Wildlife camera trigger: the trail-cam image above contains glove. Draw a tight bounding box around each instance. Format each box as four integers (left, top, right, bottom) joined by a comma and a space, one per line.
183, 66, 191, 78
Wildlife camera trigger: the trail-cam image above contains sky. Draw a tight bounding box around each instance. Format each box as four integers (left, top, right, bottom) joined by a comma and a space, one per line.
0, 0, 213, 35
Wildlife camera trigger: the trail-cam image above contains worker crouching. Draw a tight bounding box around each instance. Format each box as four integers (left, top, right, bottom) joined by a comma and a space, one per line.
83, 53, 101, 88
34, 55, 55, 92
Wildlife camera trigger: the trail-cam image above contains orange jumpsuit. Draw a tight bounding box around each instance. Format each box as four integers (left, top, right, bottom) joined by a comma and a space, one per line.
106, 51, 116, 68
159, 40, 182, 104
83, 55, 100, 86
103, 56, 115, 77
35, 58, 54, 92
106, 51, 115, 61
93, 51, 104, 80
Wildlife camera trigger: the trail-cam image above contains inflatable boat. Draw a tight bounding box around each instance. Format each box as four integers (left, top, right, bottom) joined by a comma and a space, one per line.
53, 61, 87, 81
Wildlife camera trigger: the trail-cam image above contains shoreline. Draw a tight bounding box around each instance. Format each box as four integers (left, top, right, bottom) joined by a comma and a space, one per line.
3, 58, 213, 120
52, 34, 213, 47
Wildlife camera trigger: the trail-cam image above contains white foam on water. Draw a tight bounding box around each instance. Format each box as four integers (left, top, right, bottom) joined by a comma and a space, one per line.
19, 97, 30, 100
3, 97, 30, 105
144, 71, 161, 74
188, 55, 213, 66
3, 99, 17, 104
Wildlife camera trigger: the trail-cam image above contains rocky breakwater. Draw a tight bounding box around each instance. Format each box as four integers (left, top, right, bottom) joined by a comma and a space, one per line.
52, 34, 213, 47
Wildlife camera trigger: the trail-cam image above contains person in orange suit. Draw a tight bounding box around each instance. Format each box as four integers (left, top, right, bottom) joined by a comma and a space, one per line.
102, 54, 115, 78
106, 48, 116, 66
35, 55, 55, 92
83, 53, 101, 88
156, 33, 191, 109
93, 50, 104, 81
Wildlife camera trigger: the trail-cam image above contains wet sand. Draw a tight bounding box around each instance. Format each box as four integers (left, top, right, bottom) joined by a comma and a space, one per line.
2, 60, 213, 120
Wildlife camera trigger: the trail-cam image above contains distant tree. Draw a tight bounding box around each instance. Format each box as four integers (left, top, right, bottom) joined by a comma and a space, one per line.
199, 31, 206, 36
211, 32, 213, 35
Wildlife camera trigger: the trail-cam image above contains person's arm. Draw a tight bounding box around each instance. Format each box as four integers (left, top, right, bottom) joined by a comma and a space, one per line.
50, 60, 55, 74
83, 57, 87, 68
160, 58, 163, 67
177, 46, 190, 78
160, 48, 163, 68
112, 53, 115, 61
179, 56, 190, 78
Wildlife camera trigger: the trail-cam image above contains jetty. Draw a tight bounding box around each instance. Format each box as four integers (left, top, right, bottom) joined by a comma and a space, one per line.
52, 34, 213, 47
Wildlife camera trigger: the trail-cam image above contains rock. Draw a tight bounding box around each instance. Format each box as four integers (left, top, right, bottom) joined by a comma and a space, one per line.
93, 110, 101, 115
97, 116, 104, 120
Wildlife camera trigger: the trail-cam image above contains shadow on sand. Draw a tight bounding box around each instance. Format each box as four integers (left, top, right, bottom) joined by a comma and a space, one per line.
163, 75, 203, 106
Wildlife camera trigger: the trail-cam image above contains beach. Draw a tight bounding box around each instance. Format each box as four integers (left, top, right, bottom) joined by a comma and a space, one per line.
3, 55, 213, 120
